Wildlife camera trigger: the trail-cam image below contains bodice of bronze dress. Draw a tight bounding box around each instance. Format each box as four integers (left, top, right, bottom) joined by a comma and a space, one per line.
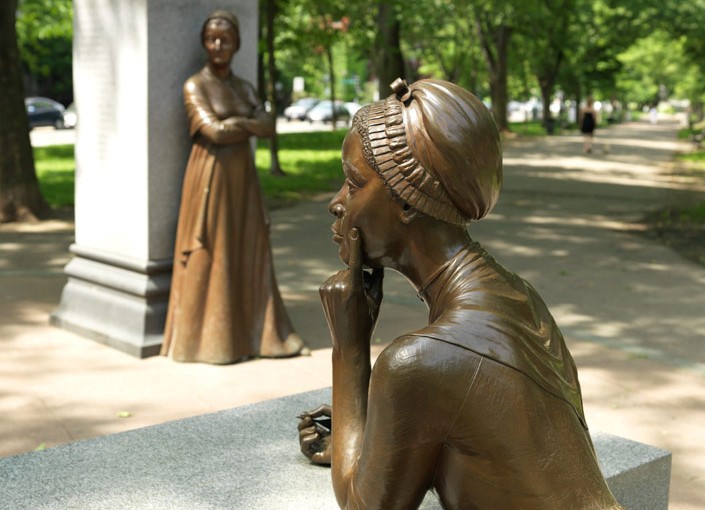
183, 66, 273, 144
198, 66, 259, 120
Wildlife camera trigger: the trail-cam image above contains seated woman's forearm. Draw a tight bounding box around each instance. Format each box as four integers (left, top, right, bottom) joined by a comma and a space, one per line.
331, 347, 371, 508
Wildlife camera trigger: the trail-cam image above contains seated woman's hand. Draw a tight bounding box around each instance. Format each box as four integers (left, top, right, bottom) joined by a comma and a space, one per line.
297, 404, 332, 465
319, 228, 384, 347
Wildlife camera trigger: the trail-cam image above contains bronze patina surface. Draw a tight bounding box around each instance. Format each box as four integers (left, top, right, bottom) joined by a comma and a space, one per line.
299, 79, 622, 509
162, 10, 305, 364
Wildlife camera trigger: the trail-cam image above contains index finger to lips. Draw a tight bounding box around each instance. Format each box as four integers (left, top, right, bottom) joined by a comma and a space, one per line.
347, 228, 363, 287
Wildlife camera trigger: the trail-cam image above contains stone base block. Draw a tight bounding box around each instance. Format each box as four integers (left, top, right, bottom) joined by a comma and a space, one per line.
592, 431, 672, 510
0, 388, 671, 509
50, 245, 170, 358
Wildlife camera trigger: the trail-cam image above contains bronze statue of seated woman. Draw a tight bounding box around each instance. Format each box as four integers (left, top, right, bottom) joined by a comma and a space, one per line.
298, 78, 623, 509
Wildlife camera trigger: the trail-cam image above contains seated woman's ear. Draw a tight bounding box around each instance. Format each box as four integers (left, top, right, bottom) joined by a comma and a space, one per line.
400, 203, 420, 224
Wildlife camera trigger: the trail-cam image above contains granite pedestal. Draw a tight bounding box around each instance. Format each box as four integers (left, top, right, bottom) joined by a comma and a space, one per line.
0, 388, 671, 509
52, 0, 259, 357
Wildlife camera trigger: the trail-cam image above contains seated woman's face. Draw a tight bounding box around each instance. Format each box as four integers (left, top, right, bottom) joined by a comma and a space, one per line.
328, 128, 405, 268
203, 20, 238, 66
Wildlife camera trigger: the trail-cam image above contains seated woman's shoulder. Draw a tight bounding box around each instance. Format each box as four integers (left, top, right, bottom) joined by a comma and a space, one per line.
377, 334, 456, 372
373, 334, 482, 395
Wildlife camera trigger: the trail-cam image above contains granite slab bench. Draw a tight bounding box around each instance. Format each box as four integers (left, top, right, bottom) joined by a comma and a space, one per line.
0, 388, 671, 509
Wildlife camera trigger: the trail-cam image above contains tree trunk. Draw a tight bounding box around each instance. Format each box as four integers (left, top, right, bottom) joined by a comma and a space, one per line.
376, 1, 405, 97
265, 0, 285, 176
538, 69, 557, 132
539, 81, 555, 134
326, 45, 337, 131
476, 17, 511, 132
573, 82, 582, 129
492, 25, 510, 132
0, 0, 50, 222
537, 49, 564, 133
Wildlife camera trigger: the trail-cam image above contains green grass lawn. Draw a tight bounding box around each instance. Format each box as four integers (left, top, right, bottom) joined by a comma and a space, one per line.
34, 123, 603, 210
506, 120, 580, 136
36, 126, 704, 216
33, 130, 349, 209
255, 130, 347, 207
33, 144, 75, 207
508, 120, 546, 136
677, 149, 705, 164
674, 139, 705, 225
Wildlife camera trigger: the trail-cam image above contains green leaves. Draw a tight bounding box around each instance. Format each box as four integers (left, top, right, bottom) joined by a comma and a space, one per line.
16, 0, 72, 42
16, 0, 73, 102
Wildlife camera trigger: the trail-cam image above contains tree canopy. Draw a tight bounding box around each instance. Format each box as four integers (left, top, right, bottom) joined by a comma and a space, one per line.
252, 0, 705, 134
16, 0, 705, 124
16, 0, 73, 104
6, 0, 705, 222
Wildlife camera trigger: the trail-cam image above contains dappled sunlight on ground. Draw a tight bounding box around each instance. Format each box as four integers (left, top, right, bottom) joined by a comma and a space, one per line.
573, 339, 705, 508
513, 165, 702, 191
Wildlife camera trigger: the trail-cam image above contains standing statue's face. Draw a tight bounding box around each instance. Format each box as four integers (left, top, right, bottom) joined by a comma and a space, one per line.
203, 20, 238, 67
329, 128, 405, 268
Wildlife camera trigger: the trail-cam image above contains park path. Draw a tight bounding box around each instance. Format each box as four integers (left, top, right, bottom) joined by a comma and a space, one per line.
1, 119, 704, 509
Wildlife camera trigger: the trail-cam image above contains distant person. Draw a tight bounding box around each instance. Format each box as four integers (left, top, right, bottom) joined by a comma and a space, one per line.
162, 10, 307, 364
579, 96, 597, 154
649, 105, 658, 124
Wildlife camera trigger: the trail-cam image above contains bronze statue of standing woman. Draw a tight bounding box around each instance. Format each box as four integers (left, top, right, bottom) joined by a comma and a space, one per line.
162, 10, 307, 364
299, 78, 623, 509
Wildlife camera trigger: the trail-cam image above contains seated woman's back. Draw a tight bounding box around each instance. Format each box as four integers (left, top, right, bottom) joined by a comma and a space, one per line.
369, 334, 618, 508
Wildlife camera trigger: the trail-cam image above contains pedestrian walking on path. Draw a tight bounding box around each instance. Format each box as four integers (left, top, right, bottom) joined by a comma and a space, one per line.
579, 95, 597, 153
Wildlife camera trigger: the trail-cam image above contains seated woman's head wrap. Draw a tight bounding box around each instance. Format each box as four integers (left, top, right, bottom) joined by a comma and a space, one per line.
352, 78, 502, 224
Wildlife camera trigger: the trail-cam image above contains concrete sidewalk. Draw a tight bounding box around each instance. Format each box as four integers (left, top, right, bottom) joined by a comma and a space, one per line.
2, 120, 704, 509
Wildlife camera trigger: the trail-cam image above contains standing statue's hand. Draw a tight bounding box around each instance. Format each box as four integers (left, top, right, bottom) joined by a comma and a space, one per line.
297, 404, 332, 465
319, 228, 384, 346
221, 117, 241, 129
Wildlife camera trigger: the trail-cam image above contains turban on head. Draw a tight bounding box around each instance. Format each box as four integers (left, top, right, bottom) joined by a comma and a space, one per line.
352, 78, 502, 224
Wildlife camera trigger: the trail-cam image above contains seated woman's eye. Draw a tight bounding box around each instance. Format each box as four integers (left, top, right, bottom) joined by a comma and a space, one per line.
346, 178, 360, 194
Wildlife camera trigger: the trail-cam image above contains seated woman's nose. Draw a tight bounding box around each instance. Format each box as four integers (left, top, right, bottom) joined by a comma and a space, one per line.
330, 203, 344, 218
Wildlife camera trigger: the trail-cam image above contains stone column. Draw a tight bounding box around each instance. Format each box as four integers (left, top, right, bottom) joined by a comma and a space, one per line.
52, 0, 259, 357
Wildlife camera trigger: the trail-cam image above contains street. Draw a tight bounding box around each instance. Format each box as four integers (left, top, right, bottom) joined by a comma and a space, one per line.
29, 117, 345, 148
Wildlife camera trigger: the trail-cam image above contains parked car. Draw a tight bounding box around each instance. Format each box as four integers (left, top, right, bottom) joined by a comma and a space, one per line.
63, 103, 77, 129
306, 100, 351, 123
25, 97, 65, 130
283, 97, 320, 121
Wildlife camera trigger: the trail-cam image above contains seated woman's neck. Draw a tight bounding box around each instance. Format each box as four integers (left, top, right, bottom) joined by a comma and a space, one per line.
394, 219, 471, 307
